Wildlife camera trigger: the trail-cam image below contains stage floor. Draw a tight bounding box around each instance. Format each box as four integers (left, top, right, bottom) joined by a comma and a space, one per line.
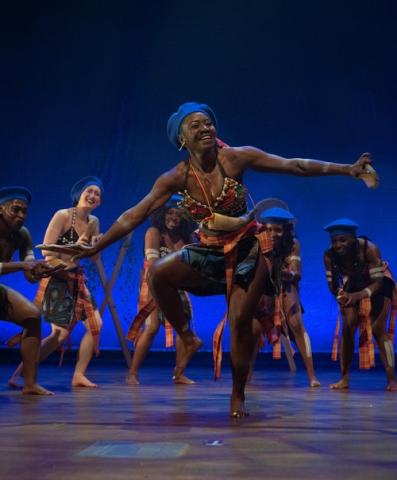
1, 357, 397, 480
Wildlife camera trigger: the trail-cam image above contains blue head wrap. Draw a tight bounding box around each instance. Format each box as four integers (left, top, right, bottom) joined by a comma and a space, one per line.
70, 176, 104, 205
324, 218, 359, 237
165, 193, 183, 209
167, 102, 217, 149
259, 207, 296, 224
0, 186, 32, 205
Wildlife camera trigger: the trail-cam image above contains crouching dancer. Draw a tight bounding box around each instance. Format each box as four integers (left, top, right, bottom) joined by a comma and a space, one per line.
324, 218, 397, 391
0, 187, 53, 395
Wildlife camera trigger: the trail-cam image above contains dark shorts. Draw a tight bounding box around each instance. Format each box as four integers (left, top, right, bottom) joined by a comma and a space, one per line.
345, 276, 395, 300
0, 284, 11, 321
181, 236, 264, 296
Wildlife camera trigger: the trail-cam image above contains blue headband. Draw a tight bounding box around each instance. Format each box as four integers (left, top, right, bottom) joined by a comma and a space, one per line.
259, 207, 296, 224
0, 186, 32, 205
70, 176, 103, 204
167, 102, 217, 149
165, 193, 183, 208
324, 218, 359, 237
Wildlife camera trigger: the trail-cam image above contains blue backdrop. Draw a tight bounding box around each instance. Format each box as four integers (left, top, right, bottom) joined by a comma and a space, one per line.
2, 1, 397, 352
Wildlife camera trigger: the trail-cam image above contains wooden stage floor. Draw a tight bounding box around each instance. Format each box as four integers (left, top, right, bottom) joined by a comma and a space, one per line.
1, 356, 397, 480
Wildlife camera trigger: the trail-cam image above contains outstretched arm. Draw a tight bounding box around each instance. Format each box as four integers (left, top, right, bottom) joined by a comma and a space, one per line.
83, 170, 180, 256
230, 147, 372, 179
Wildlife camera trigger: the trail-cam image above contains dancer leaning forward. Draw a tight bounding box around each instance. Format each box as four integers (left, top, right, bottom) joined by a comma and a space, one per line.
58, 102, 378, 417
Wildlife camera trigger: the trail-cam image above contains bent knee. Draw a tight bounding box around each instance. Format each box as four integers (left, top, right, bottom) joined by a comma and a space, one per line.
288, 317, 305, 336
52, 327, 69, 343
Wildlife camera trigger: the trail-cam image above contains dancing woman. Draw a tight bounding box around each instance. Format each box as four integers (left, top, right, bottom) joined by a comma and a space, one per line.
126, 196, 196, 385
65, 102, 375, 416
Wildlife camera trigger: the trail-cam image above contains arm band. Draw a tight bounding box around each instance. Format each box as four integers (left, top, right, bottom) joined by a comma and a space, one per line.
364, 288, 372, 298
145, 248, 160, 261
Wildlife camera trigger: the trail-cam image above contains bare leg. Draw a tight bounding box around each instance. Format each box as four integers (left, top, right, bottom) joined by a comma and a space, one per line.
72, 310, 102, 388
126, 311, 161, 385
9, 323, 69, 387
148, 252, 205, 377
173, 335, 195, 384
282, 287, 320, 387
228, 253, 271, 417
247, 318, 265, 383
371, 297, 397, 391
5, 287, 53, 395
330, 307, 358, 389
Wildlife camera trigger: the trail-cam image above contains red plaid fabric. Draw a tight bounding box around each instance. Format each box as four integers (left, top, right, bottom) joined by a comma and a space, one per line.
331, 314, 341, 362
127, 261, 192, 348
272, 295, 282, 360
358, 297, 375, 369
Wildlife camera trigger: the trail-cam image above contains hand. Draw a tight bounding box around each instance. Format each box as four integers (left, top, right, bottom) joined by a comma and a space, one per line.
23, 260, 57, 281
350, 152, 372, 178
77, 233, 90, 245
69, 243, 98, 261
91, 233, 103, 245
336, 290, 361, 307
22, 260, 49, 273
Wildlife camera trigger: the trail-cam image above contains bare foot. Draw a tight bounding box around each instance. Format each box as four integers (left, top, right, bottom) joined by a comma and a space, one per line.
172, 373, 195, 384
230, 394, 249, 418
23, 384, 54, 396
330, 378, 349, 390
126, 373, 140, 385
174, 336, 202, 377
72, 375, 98, 388
8, 375, 23, 389
309, 377, 321, 387
386, 379, 397, 391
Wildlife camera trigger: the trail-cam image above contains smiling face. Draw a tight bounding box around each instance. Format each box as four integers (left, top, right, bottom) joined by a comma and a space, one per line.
179, 112, 217, 152
263, 222, 285, 247
0, 199, 29, 231
77, 185, 101, 210
164, 207, 183, 230
331, 234, 356, 257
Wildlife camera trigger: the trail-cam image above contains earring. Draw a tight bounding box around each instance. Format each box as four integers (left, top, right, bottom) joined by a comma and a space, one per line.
178, 139, 186, 151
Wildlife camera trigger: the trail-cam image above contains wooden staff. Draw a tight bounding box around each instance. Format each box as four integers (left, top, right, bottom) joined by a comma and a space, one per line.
95, 233, 133, 367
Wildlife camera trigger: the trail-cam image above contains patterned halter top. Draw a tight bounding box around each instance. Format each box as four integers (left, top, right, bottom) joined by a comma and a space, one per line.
178, 158, 248, 223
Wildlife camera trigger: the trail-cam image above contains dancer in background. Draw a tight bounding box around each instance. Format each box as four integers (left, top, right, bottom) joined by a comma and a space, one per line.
126, 196, 196, 385
9, 177, 103, 389
251, 206, 320, 387
324, 218, 397, 390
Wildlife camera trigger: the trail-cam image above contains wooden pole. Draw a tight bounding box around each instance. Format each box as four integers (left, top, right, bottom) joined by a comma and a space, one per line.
95, 233, 133, 367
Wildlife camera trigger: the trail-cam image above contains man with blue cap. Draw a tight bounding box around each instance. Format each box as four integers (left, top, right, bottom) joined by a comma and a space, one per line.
251, 204, 320, 387
0, 186, 53, 395
64, 101, 378, 416
324, 218, 397, 390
